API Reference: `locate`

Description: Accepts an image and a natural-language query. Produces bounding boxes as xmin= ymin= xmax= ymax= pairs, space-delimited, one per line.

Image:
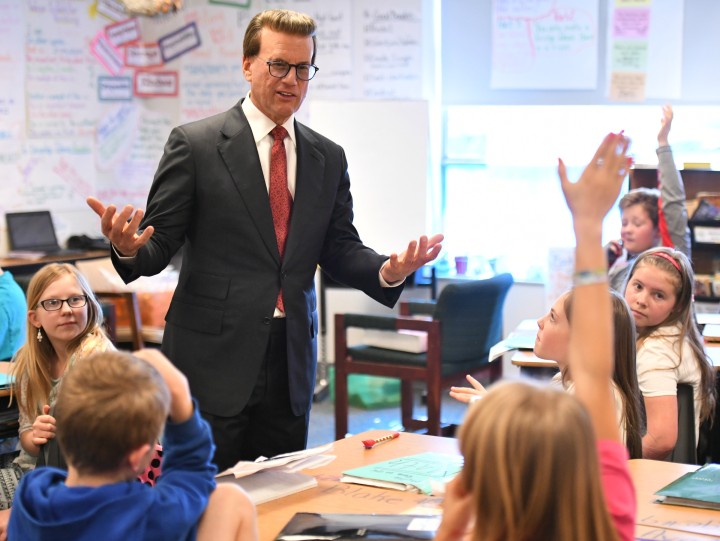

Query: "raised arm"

xmin=132 ymin=348 xmax=193 ymax=423
xmin=558 ymin=133 xmax=631 ymax=443
xmin=655 ymin=105 xmax=690 ymax=256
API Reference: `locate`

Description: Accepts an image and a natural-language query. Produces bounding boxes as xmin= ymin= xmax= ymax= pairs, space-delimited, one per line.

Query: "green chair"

xmin=334 ymin=273 xmax=513 ymax=439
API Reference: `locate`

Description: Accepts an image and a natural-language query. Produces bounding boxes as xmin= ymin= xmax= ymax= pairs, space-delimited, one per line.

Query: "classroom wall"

xmin=442 ymin=0 xmax=720 ymax=106
xmin=0 ymin=0 xmax=435 ymax=255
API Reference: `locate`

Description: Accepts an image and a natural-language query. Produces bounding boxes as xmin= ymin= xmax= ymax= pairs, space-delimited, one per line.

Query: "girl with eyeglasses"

xmin=0 ymin=264 xmax=114 ymax=529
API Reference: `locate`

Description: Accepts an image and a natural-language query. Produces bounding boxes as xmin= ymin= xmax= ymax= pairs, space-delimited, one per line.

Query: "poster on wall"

xmin=606 ymin=0 xmax=683 ymax=101
xmin=491 ymin=0 xmax=599 ymax=90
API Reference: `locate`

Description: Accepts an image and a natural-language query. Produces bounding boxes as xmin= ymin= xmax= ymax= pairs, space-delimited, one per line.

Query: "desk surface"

xmin=630 ymin=459 xmax=720 ymax=540
xmin=0 ymin=249 xmax=109 ymax=271
xmin=258 ymin=431 xmax=454 ymax=541
xmin=0 ymin=362 xmax=12 ymax=398
xmin=257 ymin=431 xmax=720 ymax=541
xmin=511 ymin=338 xmax=720 ymax=371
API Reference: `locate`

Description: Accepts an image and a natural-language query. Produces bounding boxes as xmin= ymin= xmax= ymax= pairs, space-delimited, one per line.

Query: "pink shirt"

xmin=599 ymin=439 xmax=636 ymax=541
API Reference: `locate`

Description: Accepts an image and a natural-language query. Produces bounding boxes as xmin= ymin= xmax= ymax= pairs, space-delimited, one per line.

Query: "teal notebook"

xmin=341 ymin=452 xmax=463 ymax=495
xmin=0 ymin=373 xmax=13 ymax=389
xmin=654 ymin=463 xmax=720 ymax=510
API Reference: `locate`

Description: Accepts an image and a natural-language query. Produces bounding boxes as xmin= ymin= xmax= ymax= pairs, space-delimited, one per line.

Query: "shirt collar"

xmin=241 ymin=93 xmax=296 ymax=146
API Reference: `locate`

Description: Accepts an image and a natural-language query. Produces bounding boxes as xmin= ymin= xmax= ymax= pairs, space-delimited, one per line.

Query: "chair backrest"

xmin=669 ymin=383 xmax=697 ymax=464
xmin=433 ymin=273 xmax=514 ymax=364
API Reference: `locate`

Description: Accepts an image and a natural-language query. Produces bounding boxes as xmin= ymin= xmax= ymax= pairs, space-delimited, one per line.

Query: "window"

xmin=441 ymin=105 xmax=720 ymax=283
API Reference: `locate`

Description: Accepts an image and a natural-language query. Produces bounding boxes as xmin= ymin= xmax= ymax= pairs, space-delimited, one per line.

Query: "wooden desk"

xmin=512 ymin=343 xmax=720 ymax=372
xmin=257 ymin=431 xmax=454 ymax=541
xmin=0 ymin=362 xmax=11 ymax=398
xmin=257 ymin=431 xmax=720 ymax=541
xmin=631 ymin=459 xmax=720 ymax=540
xmin=0 ymin=249 xmax=110 ymax=274
xmin=511 ymin=350 xmax=559 ymax=378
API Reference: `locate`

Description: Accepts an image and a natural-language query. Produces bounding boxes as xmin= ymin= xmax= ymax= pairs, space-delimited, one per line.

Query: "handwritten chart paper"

xmin=354 ymin=0 xmax=424 ymax=99
xmin=0 ymin=0 xmax=25 ymax=145
xmin=267 ymin=0 xmax=354 ymax=100
xmin=491 ymin=0 xmax=598 ymax=89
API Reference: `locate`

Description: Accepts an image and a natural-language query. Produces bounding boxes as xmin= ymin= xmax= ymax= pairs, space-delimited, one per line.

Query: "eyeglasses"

xmin=38 ymin=295 xmax=88 ymax=311
xmin=260 ymin=58 xmax=319 ymax=81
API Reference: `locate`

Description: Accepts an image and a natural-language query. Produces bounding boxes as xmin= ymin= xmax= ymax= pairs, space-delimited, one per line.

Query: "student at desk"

xmin=437 ymin=133 xmax=636 ymax=541
xmin=9 ymin=348 xmax=257 ymax=541
xmin=623 ymin=247 xmax=717 ymax=460
xmin=451 ymin=288 xmax=644 ymax=458
xmin=0 ymin=267 xmax=26 ymax=362
xmin=0 ymin=263 xmax=114 ymax=538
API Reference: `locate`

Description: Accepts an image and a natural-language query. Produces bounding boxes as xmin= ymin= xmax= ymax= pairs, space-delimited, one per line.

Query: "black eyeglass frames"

xmin=261 ymin=58 xmax=319 ymax=81
xmin=38 ymin=295 xmax=88 ymax=311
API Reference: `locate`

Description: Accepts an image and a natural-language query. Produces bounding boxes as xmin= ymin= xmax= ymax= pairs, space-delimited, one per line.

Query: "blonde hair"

xmin=10 ymin=263 xmax=106 ymax=416
xmin=459 ymin=381 xmax=619 ymax=541
xmin=627 ymin=248 xmax=716 ymax=422
xmin=243 ymin=9 xmax=317 ymax=63
xmin=55 ymin=350 xmax=169 ymax=475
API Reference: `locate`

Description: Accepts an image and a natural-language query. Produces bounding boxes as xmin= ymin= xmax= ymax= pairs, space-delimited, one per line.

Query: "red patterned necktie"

xmin=269 ymin=125 xmax=291 ymax=312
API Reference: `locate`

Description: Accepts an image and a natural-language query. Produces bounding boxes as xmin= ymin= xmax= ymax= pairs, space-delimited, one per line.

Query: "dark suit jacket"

xmin=113 ymin=101 xmax=402 ymax=416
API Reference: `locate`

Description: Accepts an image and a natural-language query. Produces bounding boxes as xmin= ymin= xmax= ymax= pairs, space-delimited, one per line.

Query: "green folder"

xmin=341 ymin=452 xmax=463 ymax=495
xmin=655 ymin=463 xmax=720 ymax=510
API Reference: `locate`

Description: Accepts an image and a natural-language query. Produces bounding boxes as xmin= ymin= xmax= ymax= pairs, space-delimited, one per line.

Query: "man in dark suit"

xmin=87 ymin=9 xmax=442 ymax=471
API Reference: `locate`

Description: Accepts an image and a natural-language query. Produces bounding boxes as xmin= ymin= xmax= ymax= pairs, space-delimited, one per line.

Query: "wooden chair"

xmin=334 ymin=273 xmax=513 ymax=439
xmin=95 ymin=291 xmax=145 ymax=350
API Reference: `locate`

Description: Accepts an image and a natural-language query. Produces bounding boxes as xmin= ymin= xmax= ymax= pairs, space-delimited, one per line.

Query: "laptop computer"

xmin=5 ymin=210 xmax=82 ymax=257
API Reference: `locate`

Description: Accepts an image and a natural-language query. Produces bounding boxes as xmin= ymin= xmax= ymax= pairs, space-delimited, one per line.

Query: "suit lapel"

xmin=284 ymin=122 xmax=326 ymax=264
xmin=217 ymin=106 xmax=280 ymax=263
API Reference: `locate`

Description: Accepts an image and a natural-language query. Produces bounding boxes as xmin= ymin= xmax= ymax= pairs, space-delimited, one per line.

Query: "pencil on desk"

xmin=362 ymin=432 xmax=400 ymax=449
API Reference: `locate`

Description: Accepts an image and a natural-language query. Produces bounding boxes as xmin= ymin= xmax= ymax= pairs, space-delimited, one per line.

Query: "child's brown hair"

xmin=55 ymin=350 xmax=170 ymax=475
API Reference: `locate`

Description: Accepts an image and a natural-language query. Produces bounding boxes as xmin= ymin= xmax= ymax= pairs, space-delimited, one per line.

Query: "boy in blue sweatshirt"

xmin=8 ymin=348 xmax=257 ymax=541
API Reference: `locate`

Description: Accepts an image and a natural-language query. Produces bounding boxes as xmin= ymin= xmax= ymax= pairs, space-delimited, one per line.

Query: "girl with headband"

xmin=624 ymin=247 xmax=716 ymax=460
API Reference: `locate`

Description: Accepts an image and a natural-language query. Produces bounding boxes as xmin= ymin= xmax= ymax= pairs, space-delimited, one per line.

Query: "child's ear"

xmin=127 ymin=443 xmax=153 ymax=474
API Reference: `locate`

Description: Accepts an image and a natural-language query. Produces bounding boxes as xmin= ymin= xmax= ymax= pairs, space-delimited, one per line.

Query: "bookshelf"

xmin=629 ymin=168 xmax=720 ymax=302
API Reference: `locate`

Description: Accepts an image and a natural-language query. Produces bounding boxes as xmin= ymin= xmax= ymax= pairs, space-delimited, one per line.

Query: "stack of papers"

xmin=216 ymin=442 xmax=335 ymax=479
xmin=341 ymin=452 xmax=463 ymax=495
xmin=489 ymin=319 xmax=537 ymax=361
xmin=702 ymin=324 xmax=720 ymax=342
xmin=216 ymin=443 xmax=335 ymax=505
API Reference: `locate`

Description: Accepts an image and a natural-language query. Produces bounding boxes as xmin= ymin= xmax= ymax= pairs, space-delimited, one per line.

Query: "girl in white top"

xmin=624 ymin=247 xmax=716 ymax=459
xmin=450 ymin=288 xmax=643 ymax=459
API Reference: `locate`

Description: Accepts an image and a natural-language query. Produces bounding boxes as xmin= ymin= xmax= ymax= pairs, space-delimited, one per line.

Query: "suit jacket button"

xmin=263 ymin=317 xmax=271 ymax=325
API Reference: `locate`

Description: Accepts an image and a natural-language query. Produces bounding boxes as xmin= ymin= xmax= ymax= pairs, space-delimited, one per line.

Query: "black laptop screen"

xmin=5 ymin=211 xmax=60 ymax=251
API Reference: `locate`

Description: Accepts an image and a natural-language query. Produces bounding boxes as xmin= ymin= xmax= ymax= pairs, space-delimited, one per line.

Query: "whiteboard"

xmin=308 ymin=100 xmax=430 ymax=255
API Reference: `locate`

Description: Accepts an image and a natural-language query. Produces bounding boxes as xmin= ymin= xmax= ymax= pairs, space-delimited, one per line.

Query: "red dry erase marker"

xmin=362 ymin=432 xmax=400 ymax=449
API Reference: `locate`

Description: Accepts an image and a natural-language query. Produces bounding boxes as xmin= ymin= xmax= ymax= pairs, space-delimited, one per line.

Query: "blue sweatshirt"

xmin=9 ymin=405 xmax=216 ymax=541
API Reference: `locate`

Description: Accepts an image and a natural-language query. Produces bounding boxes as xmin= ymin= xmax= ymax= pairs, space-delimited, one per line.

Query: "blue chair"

xmin=334 ymin=273 xmax=513 ymax=438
